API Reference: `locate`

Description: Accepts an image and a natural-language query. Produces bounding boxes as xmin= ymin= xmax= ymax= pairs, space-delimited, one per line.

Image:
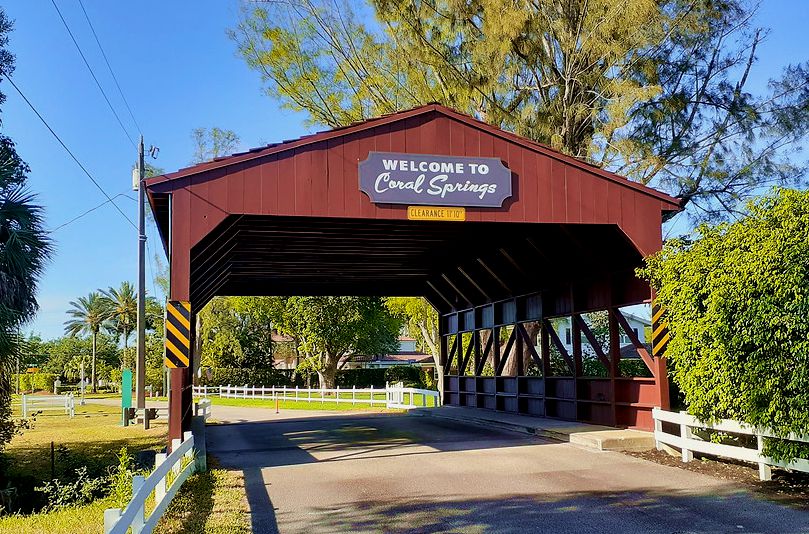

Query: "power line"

xmin=4 ymin=73 xmax=138 ymax=230
xmin=50 ymin=0 xmax=137 ymax=148
xmin=76 ymin=0 xmax=142 ymax=135
xmin=50 ymin=192 xmax=136 ymax=233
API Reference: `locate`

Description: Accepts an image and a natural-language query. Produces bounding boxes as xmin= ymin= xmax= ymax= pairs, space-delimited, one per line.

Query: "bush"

xmin=335 ymin=369 xmax=387 ymax=388
xmin=384 ymin=366 xmax=424 ymax=388
xmin=12 ymin=373 xmax=57 ymax=393
xmin=34 ymin=467 xmax=107 ymax=511
xmin=197 ymin=368 xmax=297 ymax=388
xmin=640 ymin=188 xmax=809 ymax=462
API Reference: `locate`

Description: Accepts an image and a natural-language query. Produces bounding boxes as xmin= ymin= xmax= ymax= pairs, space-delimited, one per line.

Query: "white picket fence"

xmin=194 ymin=398 xmax=212 ymax=420
xmin=653 ymin=408 xmax=809 ymax=481
xmin=21 ymin=394 xmax=75 ymax=418
xmin=104 ymin=430 xmax=203 ymax=534
xmin=192 ymin=383 xmax=440 ymax=409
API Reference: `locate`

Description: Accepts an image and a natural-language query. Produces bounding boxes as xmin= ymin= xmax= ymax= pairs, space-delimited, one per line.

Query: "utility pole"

xmin=135 ymin=136 xmax=147 ymax=422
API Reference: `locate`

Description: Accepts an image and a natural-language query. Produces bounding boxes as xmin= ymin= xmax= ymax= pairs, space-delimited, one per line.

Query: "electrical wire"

xmin=49 ymin=192 xmax=136 ymax=233
xmin=50 ymin=0 xmax=137 ymax=148
xmin=76 ymin=0 xmax=142 ymax=136
xmin=4 ymin=73 xmax=138 ymax=230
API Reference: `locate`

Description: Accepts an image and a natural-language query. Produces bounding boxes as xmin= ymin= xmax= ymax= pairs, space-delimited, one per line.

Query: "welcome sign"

xmin=359 ymin=152 xmax=512 ymax=208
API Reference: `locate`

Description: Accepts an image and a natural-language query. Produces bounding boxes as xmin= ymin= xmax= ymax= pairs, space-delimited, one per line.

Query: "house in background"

xmin=553 ymin=310 xmax=651 ymax=357
xmin=341 ymin=336 xmax=435 ymax=370
xmin=272 ymin=333 xmax=435 ymax=370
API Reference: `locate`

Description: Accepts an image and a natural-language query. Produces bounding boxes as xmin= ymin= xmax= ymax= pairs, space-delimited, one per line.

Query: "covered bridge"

xmin=146 ymin=104 xmax=681 ymax=442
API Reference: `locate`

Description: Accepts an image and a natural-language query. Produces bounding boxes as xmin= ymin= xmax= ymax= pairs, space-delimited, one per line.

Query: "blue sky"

xmin=3 ymin=1 xmax=806 ymax=339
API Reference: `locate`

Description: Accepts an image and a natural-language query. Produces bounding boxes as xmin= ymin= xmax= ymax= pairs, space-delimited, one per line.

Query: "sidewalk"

xmin=411 ymin=405 xmax=655 ymax=451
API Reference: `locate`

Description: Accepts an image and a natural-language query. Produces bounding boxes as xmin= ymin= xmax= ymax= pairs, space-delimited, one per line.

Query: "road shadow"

xmin=299 ymin=490 xmax=809 ymax=533
xmin=207 ymin=412 xmax=545 ymax=469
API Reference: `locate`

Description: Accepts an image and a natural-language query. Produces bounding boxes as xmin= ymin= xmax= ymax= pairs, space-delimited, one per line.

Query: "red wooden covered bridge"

xmin=146 ymin=104 xmax=680 ymax=443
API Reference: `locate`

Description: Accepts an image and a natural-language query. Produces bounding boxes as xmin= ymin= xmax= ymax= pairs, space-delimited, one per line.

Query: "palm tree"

xmin=102 ymin=282 xmax=137 ymax=368
xmin=0 ymin=140 xmax=52 ymax=445
xmin=64 ymin=292 xmax=110 ymax=392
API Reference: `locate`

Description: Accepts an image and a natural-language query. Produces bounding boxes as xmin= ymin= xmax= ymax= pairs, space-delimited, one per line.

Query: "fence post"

xmin=283 ymin=385 xmax=287 ymax=400
xmin=336 ymin=385 xmax=340 ymax=405
xmin=295 ymin=386 xmax=299 ymax=401
xmin=370 ymin=385 xmax=374 ymax=406
xmin=183 ymin=430 xmax=195 ymax=472
xmin=104 ymin=508 xmax=122 ymax=534
xmin=653 ymin=410 xmax=662 ymax=451
xmin=271 ymin=385 xmax=276 ymax=400
xmin=679 ymin=410 xmax=693 ymax=462
xmin=154 ymin=452 xmax=167 ymax=504
xmin=243 ymin=385 xmax=248 ymax=399
xmin=756 ymin=434 xmax=773 ymax=481
xmin=131 ymin=475 xmax=145 ymax=534
xmin=353 ymin=385 xmax=356 ymax=406
xmin=308 ymin=388 xmax=312 ymax=403
xmin=171 ymin=438 xmax=182 ymax=467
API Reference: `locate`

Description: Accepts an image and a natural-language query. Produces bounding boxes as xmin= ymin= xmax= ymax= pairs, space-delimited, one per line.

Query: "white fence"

xmin=104 ymin=430 xmax=202 ymax=534
xmin=653 ymin=408 xmax=809 ymax=481
xmin=193 ymin=383 xmax=440 ymax=409
xmin=194 ymin=398 xmax=212 ymax=420
xmin=21 ymin=394 xmax=75 ymax=418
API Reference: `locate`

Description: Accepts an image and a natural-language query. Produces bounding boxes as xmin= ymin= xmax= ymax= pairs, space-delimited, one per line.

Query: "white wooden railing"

xmin=21 ymin=393 xmax=75 ymax=418
xmin=194 ymin=398 xmax=212 ymax=420
xmin=653 ymin=407 xmax=809 ymax=481
xmin=104 ymin=431 xmax=201 ymax=534
xmin=192 ymin=383 xmax=440 ymax=409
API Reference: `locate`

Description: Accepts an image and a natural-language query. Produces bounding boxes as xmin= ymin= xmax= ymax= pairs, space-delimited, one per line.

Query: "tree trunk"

xmin=318 ymin=352 xmax=339 ymax=389
xmin=91 ymin=332 xmax=97 ymax=393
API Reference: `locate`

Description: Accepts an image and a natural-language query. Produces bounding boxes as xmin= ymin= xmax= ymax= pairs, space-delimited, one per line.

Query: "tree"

xmin=102 ymin=281 xmax=137 ymax=366
xmin=64 ymin=293 xmax=110 ymax=392
xmin=0 ymin=7 xmax=52 ymax=452
xmin=639 ymin=188 xmax=809 ymax=461
xmin=190 ymin=127 xmax=240 ymax=164
xmin=280 ymin=296 xmax=400 ymax=388
xmin=385 ymin=297 xmax=441 ymax=391
xmin=232 ymin=0 xmax=809 ymax=221
xmin=197 ymin=296 xmax=277 ymax=369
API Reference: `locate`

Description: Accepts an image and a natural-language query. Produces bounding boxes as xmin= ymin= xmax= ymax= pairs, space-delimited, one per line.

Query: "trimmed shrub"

xmin=13 ymin=373 xmax=57 ymax=393
xmin=384 ymin=366 xmax=424 ymax=388
xmin=335 ymin=369 xmax=387 ymax=388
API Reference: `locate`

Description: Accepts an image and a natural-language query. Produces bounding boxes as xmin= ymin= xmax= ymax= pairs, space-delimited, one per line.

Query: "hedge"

xmin=196 ymin=366 xmax=436 ymax=389
xmin=13 ymin=373 xmax=58 ymax=393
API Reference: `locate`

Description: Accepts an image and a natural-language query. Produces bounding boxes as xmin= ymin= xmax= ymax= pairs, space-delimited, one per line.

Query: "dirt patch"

xmin=627 ymin=449 xmax=809 ymax=507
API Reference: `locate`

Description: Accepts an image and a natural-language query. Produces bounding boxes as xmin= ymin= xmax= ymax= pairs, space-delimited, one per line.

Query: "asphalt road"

xmin=206 ymin=409 xmax=809 ymax=534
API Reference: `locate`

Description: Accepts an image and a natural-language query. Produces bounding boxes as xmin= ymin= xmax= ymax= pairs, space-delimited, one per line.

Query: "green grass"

xmin=0 ymin=404 xmax=167 ymax=526
xmin=208 ymin=395 xmax=402 ymax=412
xmin=0 ymin=496 xmax=116 ymax=534
xmin=157 ymin=460 xmax=250 ymax=534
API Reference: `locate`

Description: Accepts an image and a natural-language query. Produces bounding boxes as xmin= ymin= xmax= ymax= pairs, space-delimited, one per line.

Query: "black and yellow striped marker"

xmin=165 ymin=301 xmax=191 ymax=368
xmin=651 ymin=302 xmax=670 ymax=357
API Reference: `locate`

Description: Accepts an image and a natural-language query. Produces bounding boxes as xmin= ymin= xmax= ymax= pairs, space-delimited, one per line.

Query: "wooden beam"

xmin=516 ymin=323 xmax=543 ymax=369
xmin=573 ymin=314 xmax=612 ymax=370
xmin=476 ymin=258 xmax=511 ymax=294
xmin=543 ymin=319 xmax=575 ymax=374
xmin=610 ymin=308 xmax=656 ymax=378
xmin=495 ymin=327 xmax=517 ymax=376
xmin=458 ymin=266 xmax=490 ymax=301
xmin=475 ymin=330 xmax=494 ymax=376
xmin=426 ymin=281 xmax=454 ymax=309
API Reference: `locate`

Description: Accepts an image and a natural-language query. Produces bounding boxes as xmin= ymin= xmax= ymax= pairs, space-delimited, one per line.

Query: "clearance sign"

xmin=407 ymin=206 xmax=466 ymax=221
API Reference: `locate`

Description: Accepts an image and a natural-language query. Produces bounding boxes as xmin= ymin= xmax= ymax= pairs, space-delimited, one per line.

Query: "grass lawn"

xmin=208 ymin=395 xmax=404 ymax=412
xmin=157 ymin=460 xmax=251 ymax=534
xmin=0 ymin=403 xmax=167 ymax=530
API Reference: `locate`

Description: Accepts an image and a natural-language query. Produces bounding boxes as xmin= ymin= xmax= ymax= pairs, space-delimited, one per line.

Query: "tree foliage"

xmin=278 ymin=296 xmax=401 ymax=388
xmin=198 ymin=296 xmax=276 ymax=369
xmin=0 ymin=6 xmax=52 ymax=453
xmin=640 ymin=188 xmax=809 ymax=461
xmin=190 ymin=127 xmax=240 ymax=164
xmin=232 ymin=0 xmax=809 ymax=221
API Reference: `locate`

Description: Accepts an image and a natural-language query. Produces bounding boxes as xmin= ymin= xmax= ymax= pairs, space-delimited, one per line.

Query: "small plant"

xmin=108 ymin=447 xmax=136 ymax=507
xmin=35 ymin=467 xmax=107 ymax=511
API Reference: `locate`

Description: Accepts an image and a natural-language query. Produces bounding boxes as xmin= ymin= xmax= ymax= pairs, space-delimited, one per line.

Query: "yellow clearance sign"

xmin=407 ymin=206 xmax=466 ymax=221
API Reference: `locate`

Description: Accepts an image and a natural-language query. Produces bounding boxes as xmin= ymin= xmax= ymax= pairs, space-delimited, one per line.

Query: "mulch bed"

xmin=626 ymin=449 xmax=809 ymax=507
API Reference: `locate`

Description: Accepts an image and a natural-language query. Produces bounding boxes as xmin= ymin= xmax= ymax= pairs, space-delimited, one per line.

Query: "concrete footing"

xmin=412 ymin=406 xmax=655 ymax=452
